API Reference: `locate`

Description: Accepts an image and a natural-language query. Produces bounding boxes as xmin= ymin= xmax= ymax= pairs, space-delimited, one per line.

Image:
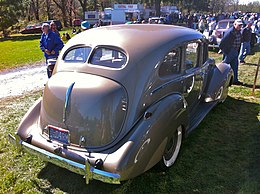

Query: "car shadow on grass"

xmin=36 ymin=96 xmax=260 ymax=194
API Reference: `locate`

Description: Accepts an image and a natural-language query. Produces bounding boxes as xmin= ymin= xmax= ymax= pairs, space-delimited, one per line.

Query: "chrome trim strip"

xmin=63 ymin=82 xmax=75 ymax=123
xmin=8 ymin=133 xmax=121 ymax=184
xmin=150 ymin=77 xmax=183 ymax=96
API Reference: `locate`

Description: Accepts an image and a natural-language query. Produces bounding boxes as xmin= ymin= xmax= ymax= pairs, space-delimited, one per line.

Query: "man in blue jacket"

xmin=219 ymin=19 xmax=243 ymax=85
xmin=40 ymin=23 xmax=64 ymax=78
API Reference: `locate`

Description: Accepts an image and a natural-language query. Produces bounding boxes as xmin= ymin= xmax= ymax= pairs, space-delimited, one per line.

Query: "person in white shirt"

xmin=208 ymin=18 xmax=216 ymax=36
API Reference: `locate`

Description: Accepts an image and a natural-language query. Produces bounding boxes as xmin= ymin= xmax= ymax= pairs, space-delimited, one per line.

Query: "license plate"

xmin=48 ymin=125 xmax=70 ymax=145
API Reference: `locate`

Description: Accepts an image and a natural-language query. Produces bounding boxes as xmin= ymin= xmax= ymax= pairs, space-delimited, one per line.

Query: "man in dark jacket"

xmin=219 ymin=19 xmax=243 ymax=85
xmin=239 ymin=22 xmax=252 ymax=64
xmin=40 ymin=23 xmax=64 ymax=78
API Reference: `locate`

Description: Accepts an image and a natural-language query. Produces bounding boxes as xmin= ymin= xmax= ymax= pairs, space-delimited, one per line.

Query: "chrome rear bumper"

xmin=8 ymin=133 xmax=120 ymax=184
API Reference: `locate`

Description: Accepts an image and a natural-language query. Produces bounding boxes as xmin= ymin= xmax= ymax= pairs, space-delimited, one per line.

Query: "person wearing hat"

xmin=219 ymin=19 xmax=243 ymax=85
xmin=40 ymin=23 xmax=64 ymax=78
xmin=81 ymin=21 xmax=90 ymax=31
xmin=239 ymin=22 xmax=253 ymax=64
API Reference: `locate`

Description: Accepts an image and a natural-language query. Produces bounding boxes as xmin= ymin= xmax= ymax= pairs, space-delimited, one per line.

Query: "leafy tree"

xmin=0 ymin=0 xmax=23 ymax=37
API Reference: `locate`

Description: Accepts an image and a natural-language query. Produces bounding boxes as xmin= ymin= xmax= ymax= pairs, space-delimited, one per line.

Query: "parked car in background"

xmin=206 ymin=19 xmax=235 ymax=48
xmin=43 ymin=20 xmax=63 ymax=31
xmin=149 ymin=17 xmax=167 ymax=24
xmin=9 ymin=24 xmax=233 ymax=185
xmin=20 ymin=24 xmax=42 ymax=34
xmin=206 ymin=18 xmax=257 ymax=49
xmin=72 ymin=18 xmax=82 ymax=27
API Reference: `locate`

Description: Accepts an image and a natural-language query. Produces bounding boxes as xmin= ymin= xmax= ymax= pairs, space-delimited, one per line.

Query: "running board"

xmin=187 ymin=101 xmax=217 ymax=134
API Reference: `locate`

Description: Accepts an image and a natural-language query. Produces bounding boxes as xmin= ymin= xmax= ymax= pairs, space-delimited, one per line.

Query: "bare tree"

xmin=68 ymin=0 xmax=78 ymax=26
xmin=30 ymin=0 xmax=40 ymax=20
xmin=77 ymin=0 xmax=88 ymax=19
xmin=53 ymin=0 xmax=68 ymax=26
xmin=154 ymin=0 xmax=160 ymax=16
xmin=45 ymin=0 xmax=52 ymax=20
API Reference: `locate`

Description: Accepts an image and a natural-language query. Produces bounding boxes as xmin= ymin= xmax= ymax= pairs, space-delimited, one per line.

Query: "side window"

xmin=159 ymin=48 xmax=181 ymax=77
xmin=185 ymin=42 xmax=199 ymax=69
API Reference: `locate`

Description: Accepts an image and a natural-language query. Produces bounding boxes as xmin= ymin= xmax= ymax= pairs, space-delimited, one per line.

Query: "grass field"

xmin=0 ymin=33 xmax=260 ymax=193
xmin=0 ymin=29 xmax=72 ymax=71
xmin=0 ymin=34 xmax=43 ymax=70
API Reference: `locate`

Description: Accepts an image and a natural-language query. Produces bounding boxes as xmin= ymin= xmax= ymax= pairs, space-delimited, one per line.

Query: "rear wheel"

xmin=160 ymin=125 xmax=183 ymax=169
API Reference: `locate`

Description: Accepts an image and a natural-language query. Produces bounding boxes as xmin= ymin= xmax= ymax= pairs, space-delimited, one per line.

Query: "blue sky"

xmin=239 ymin=0 xmax=260 ymax=4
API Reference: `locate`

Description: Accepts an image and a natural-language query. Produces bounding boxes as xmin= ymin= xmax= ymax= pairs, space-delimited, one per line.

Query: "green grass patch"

xmin=0 ymin=29 xmax=73 ymax=71
xmin=0 ymin=34 xmax=44 ymax=70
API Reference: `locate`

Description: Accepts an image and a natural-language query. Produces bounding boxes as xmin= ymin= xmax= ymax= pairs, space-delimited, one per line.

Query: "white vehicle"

xmin=84 ymin=11 xmax=100 ymax=26
xmin=103 ymin=8 xmax=126 ymax=25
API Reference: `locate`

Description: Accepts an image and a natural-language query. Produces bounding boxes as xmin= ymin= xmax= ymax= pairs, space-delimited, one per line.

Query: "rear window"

xmin=90 ymin=47 xmax=127 ymax=69
xmin=63 ymin=47 xmax=91 ymax=63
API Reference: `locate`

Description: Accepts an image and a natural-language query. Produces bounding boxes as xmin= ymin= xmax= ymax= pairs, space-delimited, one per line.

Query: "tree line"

xmin=1 ymin=0 xmax=260 ymax=36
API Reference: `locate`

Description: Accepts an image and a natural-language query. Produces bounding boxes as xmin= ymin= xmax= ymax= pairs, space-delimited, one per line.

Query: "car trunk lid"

xmin=40 ymin=72 xmax=127 ymax=147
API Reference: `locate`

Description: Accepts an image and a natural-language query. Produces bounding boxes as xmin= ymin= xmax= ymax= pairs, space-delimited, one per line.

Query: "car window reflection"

xmin=63 ymin=47 xmax=91 ymax=63
xmin=185 ymin=42 xmax=199 ymax=69
xmin=159 ymin=48 xmax=181 ymax=77
xmin=90 ymin=47 xmax=127 ymax=69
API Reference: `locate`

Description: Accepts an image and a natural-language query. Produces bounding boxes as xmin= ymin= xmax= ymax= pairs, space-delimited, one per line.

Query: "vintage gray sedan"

xmin=9 ymin=24 xmax=233 ymax=184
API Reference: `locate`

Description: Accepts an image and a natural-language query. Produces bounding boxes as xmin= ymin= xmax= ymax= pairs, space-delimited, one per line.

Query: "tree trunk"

xmin=53 ymin=0 xmax=68 ymax=27
xmin=93 ymin=0 xmax=97 ymax=11
xmin=45 ymin=0 xmax=52 ymax=20
xmin=154 ymin=0 xmax=161 ymax=17
xmin=78 ymin=0 xmax=88 ymax=20
xmin=68 ymin=0 xmax=73 ymax=26
xmin=31 ymin=0 xmax=40 ymax=20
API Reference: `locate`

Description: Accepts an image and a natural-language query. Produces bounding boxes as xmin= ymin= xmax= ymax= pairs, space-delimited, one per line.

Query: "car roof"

xmin=63 ymin=24 xmax=202 ymax=63
xmin=218 ymin=19 xmax=235 ymax=23
xmin=58 ymin=24 xmax=204 ymax=85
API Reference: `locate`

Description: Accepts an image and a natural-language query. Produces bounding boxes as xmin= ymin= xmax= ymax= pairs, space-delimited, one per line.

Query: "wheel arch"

xmin=203 ymin=62 xmax=233 ymax=102
xmin=109 ymin=93 xmax=188 ymax=180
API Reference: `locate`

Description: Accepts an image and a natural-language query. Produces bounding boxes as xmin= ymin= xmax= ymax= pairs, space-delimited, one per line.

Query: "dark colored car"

xmin=20 ymin=24 xmax=42 ymax=34
xmin=72 ymin=19 xmax=82 ymax=27
xmin=9 ymin=24 xmax=233 ymax=184
xmin=43 ymin=20 xmax=63 ymax=31
xmin=207 ymin=19 xmax=235 ymax=48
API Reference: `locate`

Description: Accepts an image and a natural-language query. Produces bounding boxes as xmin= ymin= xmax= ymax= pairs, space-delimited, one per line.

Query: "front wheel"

xmin=159 ymin=125 xmax=183 ymax=169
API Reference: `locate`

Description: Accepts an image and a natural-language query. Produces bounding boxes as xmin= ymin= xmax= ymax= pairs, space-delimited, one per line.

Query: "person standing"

xmin=40 ymin=23 xmax=64 ymax=78
xmin=208 ymin=18 xmax=216 ymax=36
xmin=50 ymin=21 xmax=60 ymax=37
xmin=219 ymin=19 xmax=243 ymax=85
xmin=198 ymin=16 xmax=205 ymax=33
xmin=254 ymin=18 xmax=260 ymax=43
xmin=239 ymin=22 xmax=252 ymax=64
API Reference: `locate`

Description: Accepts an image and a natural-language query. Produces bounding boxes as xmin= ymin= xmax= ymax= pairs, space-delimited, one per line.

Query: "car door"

xmin=182 ymin=40 xmax=205 ymax=112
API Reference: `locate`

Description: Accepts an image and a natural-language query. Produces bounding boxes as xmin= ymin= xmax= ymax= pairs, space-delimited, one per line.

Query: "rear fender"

xmin=204 ymin=62 xmax=233 ymax=102
xmin=17 ymin=98 xmax=42 ymax=141
xmin=104 ymin=93 xmax=188 ymax=180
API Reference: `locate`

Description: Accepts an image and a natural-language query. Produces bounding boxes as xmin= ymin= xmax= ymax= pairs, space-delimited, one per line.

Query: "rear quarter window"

xmin=63 ymin=47 xmax=92 ymax=63
xmin=90 ymin=47 xmax=127 ymax=69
